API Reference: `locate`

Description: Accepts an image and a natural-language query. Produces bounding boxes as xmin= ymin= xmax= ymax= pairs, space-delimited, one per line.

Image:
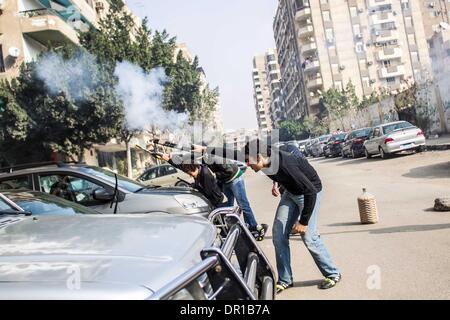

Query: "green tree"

xmin=279 ymin=120 xmax=309 ymax=141
xmin=0 ymin=80 xmax=31 ymax=165
xmin=321 ymin=81 xmax=359 ymax=130
xmin=13 ymin=47 xmax=123 ymax=162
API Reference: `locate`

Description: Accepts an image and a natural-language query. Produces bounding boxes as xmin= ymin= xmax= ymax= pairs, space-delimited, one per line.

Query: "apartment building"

xmin=0 ymin=0 xmax=111 ymax=80
xmin=429 ymin=22 xmax=450 ymax=132
xmin=273 ymin=0 xmax=309 ymax=121
xmin=224 ymin=128 xmax=259 ymax=151
xmin=264 ymin=49 xmax=286 ymax=128
xmin=252 ymin=54 xmax=273 ymax=132
xmin=274 ymin=0 xmax=432 ymax=120
xmin=419 ymin=0 xmax=450 ymax=40
xmin=176 ymin=42 xmax=224 ymax=134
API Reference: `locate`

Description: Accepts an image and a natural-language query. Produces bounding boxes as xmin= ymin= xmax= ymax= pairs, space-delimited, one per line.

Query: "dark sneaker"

xmin=250 ymin=224 xmax=269 ymax=241
xmin=276 ymin=282 xmax=294 ymax=294
xmin=318 ymin=274 xmax=342 ymax=290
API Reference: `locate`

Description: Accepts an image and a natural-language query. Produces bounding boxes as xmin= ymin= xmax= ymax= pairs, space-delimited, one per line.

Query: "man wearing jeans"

xmin=244 ymin=139 xmax=341 ymax=293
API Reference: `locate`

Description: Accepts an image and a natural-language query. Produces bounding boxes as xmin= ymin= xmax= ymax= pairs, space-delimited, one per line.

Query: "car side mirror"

xmin=93 ymin=188 xmax=114 ymax=202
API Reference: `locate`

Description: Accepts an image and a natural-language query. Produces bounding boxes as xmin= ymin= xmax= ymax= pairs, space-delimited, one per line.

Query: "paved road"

xmin=243 ymin=150 xmax=450 ymax=300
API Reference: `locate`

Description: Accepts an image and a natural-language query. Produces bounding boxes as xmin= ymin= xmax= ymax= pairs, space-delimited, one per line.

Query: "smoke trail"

xmin=35 ymin=51 xmax=98 ymax=101
xmin=114 ymin=61 xmax=189 ymax=132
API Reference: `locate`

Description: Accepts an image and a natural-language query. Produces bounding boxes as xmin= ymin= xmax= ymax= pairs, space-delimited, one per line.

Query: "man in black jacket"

xmin=177 ymin=163 xmax=225 ymax=209
xmin=244 ymin=139 xmax=341 ymax=293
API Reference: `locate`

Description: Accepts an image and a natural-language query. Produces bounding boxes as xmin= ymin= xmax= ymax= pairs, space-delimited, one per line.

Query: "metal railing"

xmin=150 ymin=207 xmax=276 ymax=300
xmin=18 ymin=8 xmax=64 ymax=19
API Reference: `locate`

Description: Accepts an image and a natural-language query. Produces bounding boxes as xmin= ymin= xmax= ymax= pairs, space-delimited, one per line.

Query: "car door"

xmin=38 ymin=173 xmax=117 ymax=213
xmin=365 ymin=128 xmax=377 ymax=153
xmin=369 ymin=127 xmax=382 ymax=153
xmin=156 ymin=165 xmax=179 ymax=186
xmin=343 ymin=133 xmax=353 ymax=154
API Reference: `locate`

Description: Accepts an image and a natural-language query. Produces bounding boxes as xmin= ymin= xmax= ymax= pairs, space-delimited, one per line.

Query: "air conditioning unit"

xmin=367 ymin=61 xmax=373 ymax=66
xmin=358 ymin=8 xmax=364 ymax=14
xmin=339 ymin=65 xmax=346 ymax=71
xmin=429 ymin=2 xmax=435 ymax=8
xmin=8 ymin=47 xmax=21 ymax=58
xmin=370 ymin=79 xmax=376 ymax=84
xmin=356 ymin=33 xmax=363 ymax=39
xmin=375 ymin=31 xmax=380 ymax=36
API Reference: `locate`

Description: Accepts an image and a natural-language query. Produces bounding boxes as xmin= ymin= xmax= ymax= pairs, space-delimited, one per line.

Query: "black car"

xmin=324 ymin=133 xmax=347 ymax=158
xmin=341 ymin=128 xmax=372 ymax=158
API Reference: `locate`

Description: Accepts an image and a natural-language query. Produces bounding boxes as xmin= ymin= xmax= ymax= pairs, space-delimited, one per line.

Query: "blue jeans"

xmin=222 ymin=175 xmax=258 ymax=229
xmin=272 ymin=191 xmax=340 ymax=285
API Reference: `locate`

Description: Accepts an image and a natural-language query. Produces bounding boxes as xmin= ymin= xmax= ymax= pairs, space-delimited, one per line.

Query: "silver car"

xmin=0 ymin=163 xmax=212 ymax=217
xmin=310 ymin=135 xmax=332 ymax=157
xmin=0 ymin=198 xmax=276 ymax=300
xmin=364 ymin=121 xmax=426 ymax=159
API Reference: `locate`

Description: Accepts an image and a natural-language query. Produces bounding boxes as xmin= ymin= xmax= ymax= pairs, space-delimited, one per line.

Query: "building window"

xmin=386 ymin=77 xmax=396 ymax=83
xmin=350 ymin=7 xmax=358 ymax=17
xmin=0 ymin=45 xmax=5 ymax=73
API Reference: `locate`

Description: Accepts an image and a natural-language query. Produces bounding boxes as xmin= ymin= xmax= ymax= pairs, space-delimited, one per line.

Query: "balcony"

xmin=306 ymin=76 xmax=323 ymax=89
xmin=19 ymin=9 xmax=80 ymax=45
xmin=300 ymin=42 xmax=317 ymax=56
xmin=309 ymin=96 xmax=320 ymax=106
xmin=376 ymin=47 xmax=402 ymax=61
xmin=378 ymin=65 xmax=406 ymax=78
xmin=303 ymin=59 xmax=320 ymax=73
xmin=371 ymin=12 xmax=396 ymax=25
xmin=372 ymin=29 xmax=398 ymax=43
xmin=298 ymin=25 xmax=314 ymax=38
xmin=368 ymin=0 xmax=392 ymax=7
xmin=295 ymin=7 xmax=311 ymax=22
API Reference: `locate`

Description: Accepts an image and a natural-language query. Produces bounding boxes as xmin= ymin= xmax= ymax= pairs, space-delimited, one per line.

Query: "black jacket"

xmin=267 ymin=151 xmax=322 ymax=226
xmin=169 ymin=160 xmax=224 ymax=208
xmin=193 ymin=165 xmax=225 ymax=208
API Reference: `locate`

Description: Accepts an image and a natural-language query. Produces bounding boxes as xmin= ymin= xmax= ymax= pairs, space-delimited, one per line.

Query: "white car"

xmin=137 ymin=164 xmax=194 ymax=187
xmin=364 ymin=121 xmax=426 ymax=159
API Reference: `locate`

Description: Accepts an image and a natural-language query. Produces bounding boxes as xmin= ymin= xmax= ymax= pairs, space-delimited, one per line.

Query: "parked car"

xmin=304 ymin=139 xmax=316 ymax=157
xmin=296 ymin=139 xmax=310 ymax=156
xmin=0 ymin=190 xmax=99 ymax=216
xmin=0 ymin=162 xmax=212 ymax=217
xmin=0 ymin=205 xmax=276 ymax=300
xmin=137 ymin=164 xmax=194 ymax=188
xmin=341 ymin=128 xmax=372 ymax=158
xmin=310 ymin=135 xmax=332 ymax=157
xmin=364 ymin=121 xmax=426 ymax=159
xmin=324 ymin=133 xmax=347 ymax=158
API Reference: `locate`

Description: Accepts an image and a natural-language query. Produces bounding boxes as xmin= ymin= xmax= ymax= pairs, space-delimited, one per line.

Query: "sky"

xmin=126 ymin=0 xmax=278 ymax=131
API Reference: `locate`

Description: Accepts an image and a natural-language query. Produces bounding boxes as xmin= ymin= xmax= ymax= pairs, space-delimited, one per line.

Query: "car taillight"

xmin=385 ymin=137 xmax=394 ymax=144
xmin=417 ymin=130 xmax=424 ymax=137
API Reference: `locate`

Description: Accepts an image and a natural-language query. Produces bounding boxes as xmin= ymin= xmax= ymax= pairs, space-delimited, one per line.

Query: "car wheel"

xmin=379 ymin=147 xmax=389 ymax=159
xmin=175 ymin=181 xmax=190 ymax=188
xmin=416 ymin=146 xmax=424 ymax=153
xmin=365 ymin=148 xmax=372 ymax=159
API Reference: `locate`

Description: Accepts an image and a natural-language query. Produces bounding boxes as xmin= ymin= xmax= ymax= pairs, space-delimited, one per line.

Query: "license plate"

xmin=400 ymin=143 xmax=414 ymax=149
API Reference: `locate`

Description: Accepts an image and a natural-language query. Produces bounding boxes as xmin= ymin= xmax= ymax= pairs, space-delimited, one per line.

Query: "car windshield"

xmin=330 ymin=134 xmax=346 ymax=141
xmin=0 ymin=195 xmax=14 ymax=211
xmin=5 ymin=191 xmax=97 ymax=216
xmin=319 ymin=135 xmax=331 ymax=142
xmin=383 ymin=122 xmax=414 ymax=135
xmin=79 ymin=166 xmax=144 ymax=193
xmin=354 ymin=128 xmax=371 ymax=138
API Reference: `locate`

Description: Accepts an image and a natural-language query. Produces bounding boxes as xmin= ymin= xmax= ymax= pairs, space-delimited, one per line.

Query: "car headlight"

xmin=174 ymin=195 xmax=209 ymax=211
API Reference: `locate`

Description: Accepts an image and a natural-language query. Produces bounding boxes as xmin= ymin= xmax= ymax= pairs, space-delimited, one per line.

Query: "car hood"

xmin=0 ymin=214 xmax=216 ymax=299
xmin=137 ymin=186 xmax=197 ymax=195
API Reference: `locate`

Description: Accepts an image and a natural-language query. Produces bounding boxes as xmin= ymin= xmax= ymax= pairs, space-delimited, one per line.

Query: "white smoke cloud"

xmin=35 ymin=51 xmax=98 ymax=101
xmin=114 ymin=61 xmax=189 ymax=132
